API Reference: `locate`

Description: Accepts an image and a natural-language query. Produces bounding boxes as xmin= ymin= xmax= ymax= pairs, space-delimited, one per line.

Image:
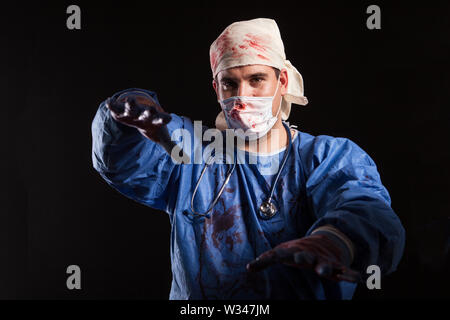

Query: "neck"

xmin=241 ymin=118 xmax=288 ymax=154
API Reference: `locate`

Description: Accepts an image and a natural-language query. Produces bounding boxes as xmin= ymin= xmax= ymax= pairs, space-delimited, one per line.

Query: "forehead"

xmin=217 ymin=64 xmax=274 ymax=80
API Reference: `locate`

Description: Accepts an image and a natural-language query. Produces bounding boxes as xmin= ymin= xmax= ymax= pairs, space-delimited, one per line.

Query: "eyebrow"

xmin=220 ymin=72 xmax=270 ymax=82
xmin=246 ymin=72 xmax=270 ymax=79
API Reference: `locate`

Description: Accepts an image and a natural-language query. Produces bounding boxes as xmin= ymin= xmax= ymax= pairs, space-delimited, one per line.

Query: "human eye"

xmin=221 ymin=80 xmax=236 ymax=90
xmin=250 ymin=77 xmax=265 ymax=86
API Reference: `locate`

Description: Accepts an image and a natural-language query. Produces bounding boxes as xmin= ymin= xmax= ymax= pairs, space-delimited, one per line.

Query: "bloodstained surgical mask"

xmin=218 ymin=76 xmax=282 ymax=141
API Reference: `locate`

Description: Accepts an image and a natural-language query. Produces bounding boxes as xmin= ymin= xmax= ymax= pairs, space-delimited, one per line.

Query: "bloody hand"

xmin=246 ymin=234 xmax=362 ymax=283
xmin=105 ymin=92 xmax=172 ymax=142
xmin=105 ymin=92 xmax=187 ymax=162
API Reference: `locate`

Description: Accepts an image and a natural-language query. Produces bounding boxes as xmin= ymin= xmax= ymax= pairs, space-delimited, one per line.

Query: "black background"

xmin=2 ymin=1 xmax=449 ymax=300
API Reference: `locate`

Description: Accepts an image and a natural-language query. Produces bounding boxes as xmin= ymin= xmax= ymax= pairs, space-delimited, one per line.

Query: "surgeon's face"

xmin=213 ymin=64 xmax=288 ymax=118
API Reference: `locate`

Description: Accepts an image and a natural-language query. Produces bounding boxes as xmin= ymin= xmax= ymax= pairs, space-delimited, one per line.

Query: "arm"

xmin=91 ymin=88 xmax=182 ymax=213
xmin=303 ymin=136 xmax=405 ymax=276
xmin=247 ymin=135 xmax=405 ymax=282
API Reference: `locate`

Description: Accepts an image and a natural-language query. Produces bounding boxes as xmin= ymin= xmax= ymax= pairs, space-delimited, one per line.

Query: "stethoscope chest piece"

xmin=259 ymin=200 xmax=277 ymax=219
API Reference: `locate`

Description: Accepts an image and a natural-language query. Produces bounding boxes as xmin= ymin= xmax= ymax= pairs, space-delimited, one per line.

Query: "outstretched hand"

xmin=105 ymin=92 xmax=188 ymax=163
xmin=105 ymin=92 xmax=172 ymax=142
xmin=246 ymin=234 xmax=362 ymax=283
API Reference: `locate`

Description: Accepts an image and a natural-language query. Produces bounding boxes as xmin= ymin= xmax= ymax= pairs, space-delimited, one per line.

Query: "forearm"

xmin=307 ymin=197 xmax=405 ymax=276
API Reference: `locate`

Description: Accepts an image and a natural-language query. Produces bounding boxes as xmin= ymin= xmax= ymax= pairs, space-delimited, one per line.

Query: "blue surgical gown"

xmin=91 ymin=88 xmax=405 ymax=300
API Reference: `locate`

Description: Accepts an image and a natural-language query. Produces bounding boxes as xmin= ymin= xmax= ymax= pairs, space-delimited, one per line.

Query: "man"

xmin=91 ymin=18 xmax=405 ymax=299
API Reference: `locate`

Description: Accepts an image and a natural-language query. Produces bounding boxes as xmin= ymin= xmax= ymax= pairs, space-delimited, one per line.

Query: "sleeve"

xmin=91 ymin=88 xmax=182 ymax=213
xmin=302 ymin=135 xmax=405 ymax=276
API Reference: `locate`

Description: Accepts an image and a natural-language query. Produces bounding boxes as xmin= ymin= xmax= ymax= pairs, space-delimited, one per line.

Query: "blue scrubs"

xmin=91 ymin=88 xmax=405 ymax=300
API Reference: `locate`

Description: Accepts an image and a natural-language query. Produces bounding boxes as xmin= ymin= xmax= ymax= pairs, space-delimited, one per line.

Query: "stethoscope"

xmin=190 ymin=122 xmax=293 ymax=220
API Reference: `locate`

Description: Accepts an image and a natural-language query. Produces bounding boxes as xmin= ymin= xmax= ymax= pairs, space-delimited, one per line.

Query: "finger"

xmin=336 ymin=273 xmax=360 ymax=283
xmin=125 ymin=99 xmax=170 ymax=126
xmin=158 ymin=112 xmax=172 ymax=125
xmin=246 ymin=251 xmax=277 ymax=272
xmin=132 ymin=105 xmax=164 ymax=125
xmin=147 ymin=106 xmax=172 ymax=126
xmin=136 ymin=108 xmax=151 ymax=121
xmin=293 ymin=251 xmax=317 ymax=266
xmin=314 ymin=259 xmax=363 ymax=283
xmin=336 ymin=268 xmax=363 ymax=283
xmin=105 ymin=97 xmax=125 ymax=114
xmin=315 ymin=261 xmax=333 ymax=277
xmin=272 ymin=246 xmax=296 ymax=261
xmin=124 ymin=97 xmax=142 ymax=118
xmin=106 ymin=100 xmax=126 ymax=121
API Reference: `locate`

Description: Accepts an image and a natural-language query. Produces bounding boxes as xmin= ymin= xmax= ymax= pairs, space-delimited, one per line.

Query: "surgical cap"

xmin=210 ymin=18 xmax=308 ymax=129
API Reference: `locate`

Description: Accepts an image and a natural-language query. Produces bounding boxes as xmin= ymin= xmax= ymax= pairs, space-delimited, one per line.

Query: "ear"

xmin=212 ymin=79 xmax=219 ymax=98
xmin=280 ymin=68 xmax=288 ymax=96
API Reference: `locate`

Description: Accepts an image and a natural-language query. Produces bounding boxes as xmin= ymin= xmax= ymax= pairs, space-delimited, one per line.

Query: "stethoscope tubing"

xmin=189 ymin=122 xmax=293 ymax=219
xmin=190 ymin=153 xmax=237 ymax=217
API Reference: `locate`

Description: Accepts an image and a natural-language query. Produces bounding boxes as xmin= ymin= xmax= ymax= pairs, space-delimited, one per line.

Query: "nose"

xmin=236 ymin=82 xmax=252 ymax=97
